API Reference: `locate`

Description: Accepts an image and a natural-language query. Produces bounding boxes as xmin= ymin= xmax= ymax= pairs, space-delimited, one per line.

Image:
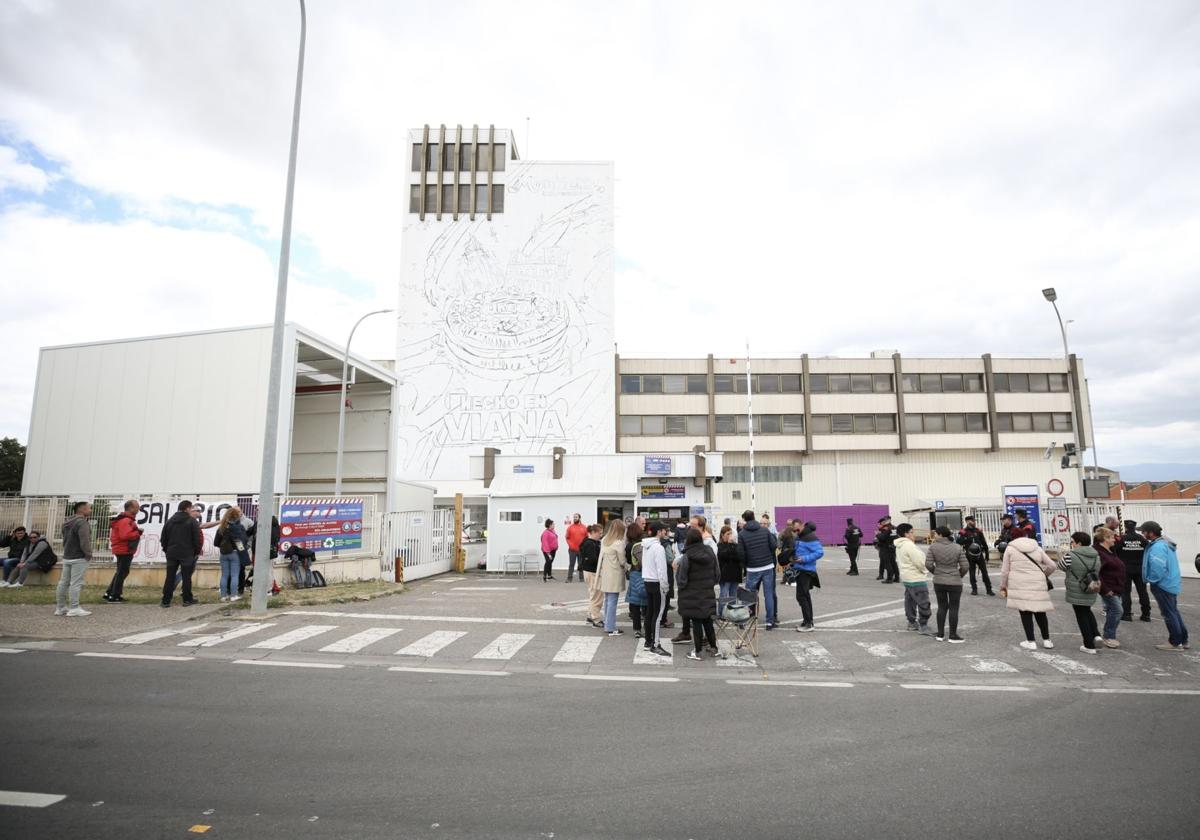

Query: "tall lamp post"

xmin=1041 ymin=288 xmax=1088 ymax=530
xmin=334 ymin=308 xmax=395 ymax=497
xmin=251 ymin=0 xmax=307 ymax=617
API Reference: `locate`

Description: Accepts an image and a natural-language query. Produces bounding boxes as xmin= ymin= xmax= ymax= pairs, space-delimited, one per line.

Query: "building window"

xmin=663 ymin=375 xmax=686 ymax=395
xmin=1048 ymin=373 xmax=1068 ymax=392
xmin=687 ymin=415 xmax=709 ymax=435
xmin=830 ymin=414 xmax=853 ymax=434
xmin=902 ymin=373 xmax=920 ymax=393
xmin=498 ymin=510 xmax=523 ymax=522
xmin=811 ymin=415 xmax=831 ymax=434
xmin=622 ymin=415 xmax=710 ymax=436
xmin=782 ymin=374 xmax=802 ymax=393
xmin=408 ymin=184 xmax=421 ymax=213
xmin=724 ymin=465 xmax=803 ymax=483
xmin=714 ymin=374 xmax=747 ymax=394
xmin=907 ymin=413 xmax=990 ymax=433
xmin=642 ymin=415 xmax=665 ymax=435
xmin=873 ymin=374 xmax=893 ymax=393
xmin=941 ymin=374 xmax=964 ymax=392
xmin=850 ymin=374 xmax=873 ymax=394
xmin=715 ymin=415 xmax=736 ymax=434
xmin=782 ymin=414 xmax=805 ymax=434
xmin=760 ymin=415 xmax=781 ymax=434
xmin=809 ymin=374 xmax=828 ymax=393
xmin=902 ymin=373 xmax=983 ymax=393
xmin=620 ymin=415 xmax=641 ymax=435
xmin=993 ymin=372 xmax=1068 ymax=392
xmin=964 ymin=374 xmax=984 ymax=392
xmin=995 ymin=412 xmax=1070 ymax=432
xmin=664 ymin=415 xmax=687 ymax=435
xmin=875 ymin=414 xmax=897 ymax=433
xmin=756 ymin=374 xmax=779 ymax=394
xmin=642 ymin=375 xmax=663 ymax=394
xmin=811 ymin=414 xmax=895 ymax=434
xmin=621 ymin=375 xmax=641 ymax=394
xmin=687 ymin=374 xmax=708 ymax=394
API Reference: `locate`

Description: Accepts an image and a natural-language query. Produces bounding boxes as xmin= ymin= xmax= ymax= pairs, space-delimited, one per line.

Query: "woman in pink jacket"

xmin=540 ymin=520 xmax=559 ymax=582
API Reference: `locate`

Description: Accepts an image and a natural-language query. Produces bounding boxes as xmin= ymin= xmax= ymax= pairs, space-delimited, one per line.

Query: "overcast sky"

xmin=1 ymin=0 xmax=1197 ymax=467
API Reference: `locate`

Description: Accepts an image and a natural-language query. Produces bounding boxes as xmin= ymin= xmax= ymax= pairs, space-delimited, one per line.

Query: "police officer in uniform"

xmin=957 ymin=515 xmax=994 ymax=596
xmin=1117 ymin=519 xmax=1152 ymax=622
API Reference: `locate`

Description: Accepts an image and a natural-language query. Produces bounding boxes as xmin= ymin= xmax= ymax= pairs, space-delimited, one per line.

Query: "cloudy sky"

xmin=1 ymin=0 xmax=1197 ymax=467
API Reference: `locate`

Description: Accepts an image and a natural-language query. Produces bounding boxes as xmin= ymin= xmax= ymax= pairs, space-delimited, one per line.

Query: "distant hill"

xmin=1113 ymin=463 xmax=1200 ymax=483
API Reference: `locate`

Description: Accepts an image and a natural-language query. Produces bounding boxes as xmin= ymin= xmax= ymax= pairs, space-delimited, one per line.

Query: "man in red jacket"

xmin=564 ymin=513 xmax=588 ymax=583
xmin=104 ymin=500 xmax=143 ymax=603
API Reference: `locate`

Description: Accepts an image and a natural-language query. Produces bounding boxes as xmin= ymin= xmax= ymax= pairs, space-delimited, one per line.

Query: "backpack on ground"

xmin=311 ymin=569 xmax=326 ymax=588
xmin=36 ymin=542 xmax=58 ymax=573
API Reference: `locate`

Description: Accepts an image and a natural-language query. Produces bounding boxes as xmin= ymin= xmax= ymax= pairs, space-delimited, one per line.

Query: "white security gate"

xmin=381 ymin=509 xmax=456 ymax=582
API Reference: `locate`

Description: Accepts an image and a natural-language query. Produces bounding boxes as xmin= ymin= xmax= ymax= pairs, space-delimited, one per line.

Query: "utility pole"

xmin=746 ymin=342 xmax=755 ymax=513
xmin=251 ymin=0 xmax=307 ymax=616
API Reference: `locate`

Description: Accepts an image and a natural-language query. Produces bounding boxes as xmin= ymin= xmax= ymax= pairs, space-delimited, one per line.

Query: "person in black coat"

xmin=844 ymin=518 xmax=862 ymax=576
xmin=1116 ymin=520 xmax=1151 ymax=621
xmin=716 ymin=525 xmax=742 ymax=614
xmin=875 ymin=517 xmax=897 ymax=583
xmin=678 ymin=528 xmax=719 ymax=660
xmin=160 ymin=501 xmax=202 ymax=607
xmin=777 ymin=520 xmax=797 ymax=586
xmin=956 ymin=516 xmax=994 ymax=596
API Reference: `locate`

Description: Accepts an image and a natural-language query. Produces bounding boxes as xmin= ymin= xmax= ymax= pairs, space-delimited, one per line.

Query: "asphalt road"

xmin=1 ymin=651 xmax=1197 ymax=840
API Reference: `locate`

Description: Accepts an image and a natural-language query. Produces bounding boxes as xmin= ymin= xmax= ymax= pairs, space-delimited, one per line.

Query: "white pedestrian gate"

xmin=381 ymin=509 xmax=456 ymax=582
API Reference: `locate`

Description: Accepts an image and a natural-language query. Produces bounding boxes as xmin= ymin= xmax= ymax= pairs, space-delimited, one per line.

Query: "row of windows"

xmin=724 ymin=466 xmax=804 ymax=483
xmin=619 ymin=415 xmax=709 ymax=436
xmin=412 ymin=142 xmax=507 ymax=173
xmin=715 ymin=414 xmax=806 ymax=434
xmin=901 ymin=373 xmax=985 ymax=393
xmin=811 ymin=414 xmax=897 ymax=434
xmin=408 ymin=183 xmax=505 ymax=215
xmin=905 ymin=413 xmax=989 ymax=434
xmin=996 ymin=412 xmax=1073 ymax=432
xmin=621 ymin=374 xmax=709 ymax=395
xmin=619 ymin=370 xmax=1070 ymax=396
xmin=993 ymin=373 xmax=1069 ymax=393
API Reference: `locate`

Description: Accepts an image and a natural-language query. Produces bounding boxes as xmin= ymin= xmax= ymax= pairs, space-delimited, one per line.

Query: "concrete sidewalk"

xmin=0 ymin=602 xmax=229 ymax=642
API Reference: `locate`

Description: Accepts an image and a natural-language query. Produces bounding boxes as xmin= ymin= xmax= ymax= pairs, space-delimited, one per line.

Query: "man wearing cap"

xmin=1139 ymin=521 xmax=1188 ymax=651
xmin=1116 ymin=520 xmax=1151 ymax=622
xmin=957 ymin=515 xmax=994 ymax=596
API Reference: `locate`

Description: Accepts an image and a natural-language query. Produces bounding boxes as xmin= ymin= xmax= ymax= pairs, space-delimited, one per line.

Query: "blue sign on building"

xmin=644 ymin=455 xmax=672 ymax=476
xmin=1003 ymin=484 xmax=1042 ymax=545
xmin=513 ymin=464 xmax=535 ymax=474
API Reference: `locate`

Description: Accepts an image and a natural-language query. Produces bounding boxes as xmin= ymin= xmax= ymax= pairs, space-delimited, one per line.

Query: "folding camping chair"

xmin=715 ymin=585 xmax=760 ymax=660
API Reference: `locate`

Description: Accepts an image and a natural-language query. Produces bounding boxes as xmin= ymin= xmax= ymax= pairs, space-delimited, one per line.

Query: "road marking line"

xmin=0 ymin=648 xmax=27 ymax=654
xmin=856 ymin=642 xmax=899 ymax=658
xmin=451 ymin=587 xmax=518 ymax=591
xmin=395 ymin=630 xmax=467 ymax=657
xmin=726 ymin=680 xmax=854 ymax=688
xmin=968 ymin=657 xmax=1020 ymax=674
xmin=389 ymin=666 xmax=509 ymax=677
xmin=1083 ymin=688 xmax=1200 ymax=696
xmin=634 ymin=643 xmax=674 ymax=666
xmin=781 ymin=640 xmax=842 ymax=670
xmin=820 ymin=608 xmax=907 ymax=628
xmin=76 ymin=652 xmax=192 ymax=662
xmin=1029 ymin=652 xmax=1106 ymax=676
xmin=319 ymin=627 xmax=401 ymax=653
xmin=232 ymin=660 xmax=344 ymax=669
xmin=474 ymin=633 xmax=535 ymax=660
xmin=178 ymin=623 xmax=275 ymax=648
xmin=285 ymin=611 xmax=584 ymax=627
xmin=0 ymin=790 xmax=67 ymax=807
xmin=554 ymin=674 xmax=679 ymax=683
xmin=779 ymin=599 xmax=903 ymax=625
xmin=901 ymin=684 xmax=1030 ymax=692
xmin=249 ymin=625 xmax=337 ymax=650
xmin=552 ymin=635 xmax=603 ymax=663
xmin=113 ymin=625 xmax=209 ymax=645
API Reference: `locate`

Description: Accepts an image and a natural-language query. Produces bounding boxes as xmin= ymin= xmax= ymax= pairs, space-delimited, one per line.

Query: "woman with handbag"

xmin=999 ymin=533 xmax=1057 ymax=650
xmin=1094 ymin=526 xmax=1126 ymax=649
xmin=596 ymin=520 xmax=628 ymax=636
xmin=214 ymin=507 xmax=250 ymax=603
xmin=1059 ymin=531 xmax=1103 ymax=654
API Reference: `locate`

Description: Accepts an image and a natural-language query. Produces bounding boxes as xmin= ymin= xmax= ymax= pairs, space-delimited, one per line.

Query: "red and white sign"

xmin=1047 ymin=479 xmax=1065 ymax=497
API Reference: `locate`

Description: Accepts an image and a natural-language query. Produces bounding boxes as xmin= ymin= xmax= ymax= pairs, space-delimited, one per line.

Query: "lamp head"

xmin=1042 ymin=288 xmax=1057 ymax=302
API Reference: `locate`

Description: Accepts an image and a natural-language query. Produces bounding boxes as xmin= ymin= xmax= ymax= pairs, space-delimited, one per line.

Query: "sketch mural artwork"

xmin=397 ymin=157 xmax=615 ymax=481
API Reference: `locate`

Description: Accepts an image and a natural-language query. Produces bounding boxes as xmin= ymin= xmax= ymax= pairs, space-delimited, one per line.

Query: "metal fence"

xmin=381 ymin=509 xmax=455 ymax=582
xmin=970 ymin=501 xmax=1194 ymax=550
xmin=0 ymin=494 xmax=380 ymax=563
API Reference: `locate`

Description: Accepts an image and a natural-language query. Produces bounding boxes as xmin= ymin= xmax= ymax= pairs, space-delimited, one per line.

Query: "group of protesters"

xmin=542 ymin=507 xmax=1190 ymax=660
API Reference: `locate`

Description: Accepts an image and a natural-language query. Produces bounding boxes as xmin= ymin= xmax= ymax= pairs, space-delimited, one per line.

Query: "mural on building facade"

xmin=396 ymin=161 xmax=615 ymax=480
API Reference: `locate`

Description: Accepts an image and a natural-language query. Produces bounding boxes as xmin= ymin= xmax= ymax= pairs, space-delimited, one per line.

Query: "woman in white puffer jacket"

xmin=999 ymin=536 xmax=1058 ymax=651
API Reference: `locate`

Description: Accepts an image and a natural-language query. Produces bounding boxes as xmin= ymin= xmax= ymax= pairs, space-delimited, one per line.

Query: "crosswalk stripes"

xmin=856 ymin=642 xmax=898 ymax=658
xmin=633 ymin=643 xmax=673 ymax=666
xmin=474 ymin=633 xmax=534 ymax=660
xmin=820 ymin=608 xmax=907 ymax=628
xmin=782 ymin=640 xmax=843 ymax=669
xmin=250 ymin=625 xmax=337 ymax=650
xmin=114 ymin=626 xmax=207 ymax=645
xmin=395 ymin=630 xmax=466 ymax=657
xmin=552 ymin=635 xmax=603 ymax=663
xmin=715 ymin=639 xmax=756 ymax=667
xmin=319 ymin=627 xmax=402 ymax=653
xmin=178 ymin=623 xmax=275 ymax=648
xmin=1029 ymin=652 xmax=1106 ymax=676
xmin=967 ymin=657 xmax=1020 ymax=673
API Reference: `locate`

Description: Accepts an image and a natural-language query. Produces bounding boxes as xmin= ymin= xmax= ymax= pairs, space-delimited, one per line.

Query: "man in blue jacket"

xmin=737 ymin=510 xmax=779 ymax=629
xmin=1139 ymin=521 xmax=1189 ymax=652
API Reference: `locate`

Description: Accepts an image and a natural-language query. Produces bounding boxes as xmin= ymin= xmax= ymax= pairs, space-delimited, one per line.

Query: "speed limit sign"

xmin=1047 ymin=479 xmax=1065 ymax=497
xmin=1052 ymin=514 xmax=1069 ymax=532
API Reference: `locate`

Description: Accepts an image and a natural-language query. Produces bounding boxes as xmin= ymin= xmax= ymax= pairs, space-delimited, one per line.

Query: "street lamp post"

xmin=334 ymin=308 xmax=395 ymax=497
xmin=1041 ymin=288 xmax=1089 ymax=530
xmin=251 ymin=0 xmax=307 ymax=617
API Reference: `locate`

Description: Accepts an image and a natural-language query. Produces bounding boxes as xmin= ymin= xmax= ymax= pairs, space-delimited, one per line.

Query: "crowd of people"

xmin=0 ymin=500 xmax=282 ymax=616
xmin=540 ymin=508 xmax=1191 ymax=658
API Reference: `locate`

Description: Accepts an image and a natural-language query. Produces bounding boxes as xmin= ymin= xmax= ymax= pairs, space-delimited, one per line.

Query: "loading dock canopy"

xmin=476 ymin=452 xmax=723 ymax=498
